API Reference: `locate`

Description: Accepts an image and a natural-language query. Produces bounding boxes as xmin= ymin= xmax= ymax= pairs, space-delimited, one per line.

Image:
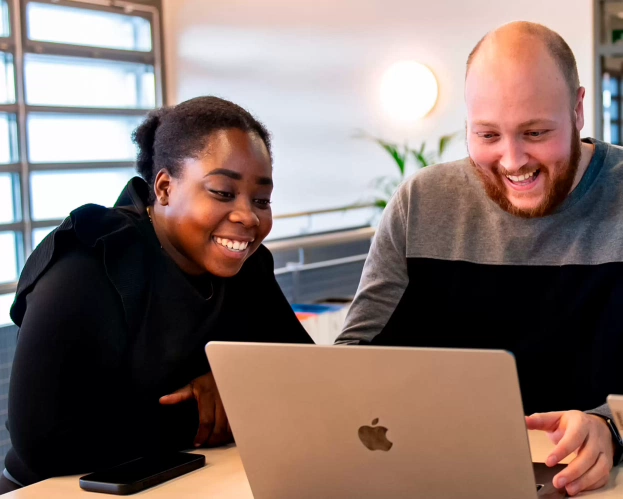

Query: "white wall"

xmin=162 ymin=0 xmax=594 ymax=216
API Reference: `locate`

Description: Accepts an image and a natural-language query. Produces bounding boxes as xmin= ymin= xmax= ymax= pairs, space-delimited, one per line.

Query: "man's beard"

xmin=469 ymin=127 xmax=582 ymax=218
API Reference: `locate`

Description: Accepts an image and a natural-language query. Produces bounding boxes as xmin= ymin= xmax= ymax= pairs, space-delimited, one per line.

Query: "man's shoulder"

xmin=599 ymin=139 xmax=623 ymax=172
xmin=400 ymin=157 xmax=472 ymax=195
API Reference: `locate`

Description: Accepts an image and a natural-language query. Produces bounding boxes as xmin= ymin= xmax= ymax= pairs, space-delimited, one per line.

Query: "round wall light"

xmin=380 ymin=61 xmax=438 ymax=122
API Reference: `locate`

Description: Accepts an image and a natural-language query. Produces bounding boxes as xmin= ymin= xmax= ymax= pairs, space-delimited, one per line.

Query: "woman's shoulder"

xmin=11 ymin=204 xmax=149 ymax=328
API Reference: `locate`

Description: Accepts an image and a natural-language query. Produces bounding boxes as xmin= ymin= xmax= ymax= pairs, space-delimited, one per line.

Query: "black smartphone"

xmin=79 ymin=452 xmax=205 ymax=495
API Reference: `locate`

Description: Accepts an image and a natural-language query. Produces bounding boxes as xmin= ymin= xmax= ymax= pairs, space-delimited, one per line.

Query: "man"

xmin=336 ymin=22 xmax=623 ymax=496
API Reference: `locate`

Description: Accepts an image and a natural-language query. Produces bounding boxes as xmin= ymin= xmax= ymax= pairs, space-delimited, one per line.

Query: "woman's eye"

xmin=254 ymin=199 xmax=272 ymax=207
xmin=210 ymin=190 xmax=234 ymax=199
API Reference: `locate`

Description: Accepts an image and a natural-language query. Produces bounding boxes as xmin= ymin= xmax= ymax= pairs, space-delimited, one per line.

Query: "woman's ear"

xmin=153 ymin=169 xmax=171 ymax=206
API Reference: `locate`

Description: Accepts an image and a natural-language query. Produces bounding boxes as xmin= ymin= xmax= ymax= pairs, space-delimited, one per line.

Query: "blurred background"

xmin=0 ymin=0 xmax=617 ymax=466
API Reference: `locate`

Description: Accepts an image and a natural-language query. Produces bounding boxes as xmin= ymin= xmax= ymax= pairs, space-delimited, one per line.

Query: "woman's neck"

xmin=147 ymin=205 xmax=206 ymax=276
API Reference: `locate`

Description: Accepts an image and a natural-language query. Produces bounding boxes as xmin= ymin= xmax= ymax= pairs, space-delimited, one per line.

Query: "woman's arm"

xmin=8 ymin=247 xmax=141 ymax=480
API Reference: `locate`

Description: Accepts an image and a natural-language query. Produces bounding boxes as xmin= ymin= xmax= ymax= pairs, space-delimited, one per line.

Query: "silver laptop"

xmin=206 ymin=342 xmax=565 ymax=499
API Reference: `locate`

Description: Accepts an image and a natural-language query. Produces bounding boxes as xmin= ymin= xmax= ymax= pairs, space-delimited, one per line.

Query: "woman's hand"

xmin=160 ymin=372 xmax=233 ymax=447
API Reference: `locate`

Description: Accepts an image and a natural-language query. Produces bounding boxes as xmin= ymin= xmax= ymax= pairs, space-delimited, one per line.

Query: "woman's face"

xmin=152 ymin=128 xmax=273 ymax=278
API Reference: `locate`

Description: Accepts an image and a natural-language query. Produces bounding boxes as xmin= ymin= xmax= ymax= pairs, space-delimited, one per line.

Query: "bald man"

xmin=336 ymin=22 xmax=623 ymax=495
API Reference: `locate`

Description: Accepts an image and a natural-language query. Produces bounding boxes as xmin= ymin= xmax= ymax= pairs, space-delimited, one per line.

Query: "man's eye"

xmin=478 ymin=133 xmax=497 ymax=140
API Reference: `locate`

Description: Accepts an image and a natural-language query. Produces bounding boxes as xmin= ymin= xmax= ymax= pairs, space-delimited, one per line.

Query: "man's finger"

xmin=547 ymin=419 xmax=587 ymax=467
xmin=552 ymin=438 xmax=599 ymax=488
xmin=159 ymin=385 xmax=194 ymax=405
xmin=525 ymin=412 xmax=564 ymax=431
xmin=564 ymin=453 xmax=611 ymax=496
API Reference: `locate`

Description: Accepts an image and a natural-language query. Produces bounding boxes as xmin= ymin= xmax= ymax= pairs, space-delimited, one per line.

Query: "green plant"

xmin=357 ymin=131 xmax=459 ymax=210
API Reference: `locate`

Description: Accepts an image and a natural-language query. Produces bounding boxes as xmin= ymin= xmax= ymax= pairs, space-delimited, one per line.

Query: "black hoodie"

xmin=6 ymin=177 xmax=311 ymax=485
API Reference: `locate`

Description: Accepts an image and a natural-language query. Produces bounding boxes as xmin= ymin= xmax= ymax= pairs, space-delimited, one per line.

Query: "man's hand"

xmin=160 ymin=372 xmax=233 ymax=448
xmin=526 ymin=411 xmax=614 ymax=496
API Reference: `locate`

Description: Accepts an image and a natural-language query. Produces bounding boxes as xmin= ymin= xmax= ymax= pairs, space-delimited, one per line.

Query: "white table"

xmin=4 ymin=431 xmax=622 ymax=498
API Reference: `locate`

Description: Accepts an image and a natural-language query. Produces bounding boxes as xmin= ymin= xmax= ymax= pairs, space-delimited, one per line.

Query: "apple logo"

xmin=358 ymin=418 xmax=393 ymax=451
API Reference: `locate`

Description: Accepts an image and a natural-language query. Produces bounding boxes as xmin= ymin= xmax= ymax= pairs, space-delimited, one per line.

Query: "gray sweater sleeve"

xmin=335 ymin=186 xmax=409 ymax=344
xmin=585 ymin=404 xmax=623 ymax=466
xmin=586 ymin=403 xmax=613 ymax=421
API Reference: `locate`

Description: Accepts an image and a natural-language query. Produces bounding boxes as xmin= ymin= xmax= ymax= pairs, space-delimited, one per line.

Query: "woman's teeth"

xmin=214 ymin=237 xmax=250 ymax=252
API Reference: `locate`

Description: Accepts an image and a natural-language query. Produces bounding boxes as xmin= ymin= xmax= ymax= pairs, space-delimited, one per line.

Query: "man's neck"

xmin=570 ymin=140 xmax=595 ymax=193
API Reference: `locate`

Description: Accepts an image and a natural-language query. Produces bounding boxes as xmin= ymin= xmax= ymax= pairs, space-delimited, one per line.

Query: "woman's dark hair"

xmin=132 ymin=96 xmax=272 ymax=203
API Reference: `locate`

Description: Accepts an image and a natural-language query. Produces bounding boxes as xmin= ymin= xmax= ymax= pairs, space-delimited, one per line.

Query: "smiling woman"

xmin=3 ymin=96 xmax=313 ymax=491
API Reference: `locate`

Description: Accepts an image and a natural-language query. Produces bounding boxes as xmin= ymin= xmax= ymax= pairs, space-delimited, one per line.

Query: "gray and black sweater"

xmin=337 ymin=138 xmax=623 ymax=451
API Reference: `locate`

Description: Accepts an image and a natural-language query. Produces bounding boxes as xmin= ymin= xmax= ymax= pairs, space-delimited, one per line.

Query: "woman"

xmin=2 ymin=97 xmax=312 ymax=492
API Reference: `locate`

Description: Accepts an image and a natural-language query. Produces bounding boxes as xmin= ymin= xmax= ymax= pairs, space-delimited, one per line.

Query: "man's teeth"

xmin=507 ymin=171 xmax=536 ymax=182
xmin=214 ymin=237 xmax=250 ymax=252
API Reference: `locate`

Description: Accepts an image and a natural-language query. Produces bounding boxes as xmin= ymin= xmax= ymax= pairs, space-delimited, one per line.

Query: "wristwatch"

xmin=604 ymin=417 xmax=623 ymax=466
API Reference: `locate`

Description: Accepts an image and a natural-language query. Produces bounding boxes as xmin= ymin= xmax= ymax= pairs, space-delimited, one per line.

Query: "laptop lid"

xmin=206 ymin=342 xmax=538 ymax=499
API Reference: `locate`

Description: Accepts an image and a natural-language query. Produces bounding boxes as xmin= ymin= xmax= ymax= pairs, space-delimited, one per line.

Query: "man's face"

xmin=465 ymin=42 xmax=584 ymax=218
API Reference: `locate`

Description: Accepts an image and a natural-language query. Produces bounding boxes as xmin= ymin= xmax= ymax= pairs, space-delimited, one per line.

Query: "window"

xmin=26 ymin=2 xmax=152 ymax=51
xmin=0 ymin=293 xmax=13 ymax=327
xmin=31 ymin=168 xmax=135 ymax=220
xmin=0 ymin=1 xmax=9 ymax=38
xmin=0 ymin=173 xmax=17 ymax=224
xmin=32 ymin=226 xmax=52 ymax=248
xmin=24 ymin=54 xmax=156 ymax=109
xmin=0 ymin=51 xmax=15 ymax=104
xmin=0 ymin=0 xmax=163 ymax=470
xmin=0 ymin=0 xmax=163 ymax=298
xmin=0 ymin=113 xmax=18 ymax=164
xmin=0 ymin=232 xmax=18 ymax=284
xmin=27 ymin=114 xmax=143 ymax=163
xmin=597 ymin=1 xmax=623 ymax=142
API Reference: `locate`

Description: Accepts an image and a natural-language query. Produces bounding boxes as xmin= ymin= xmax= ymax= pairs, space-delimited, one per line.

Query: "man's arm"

xmin=336 ymin=186 xmax=409 ymax=344
xmin=525 ymin=404 xmax=622 ymax=497
xmin=586 ymin=403 xmax=623 ymax=466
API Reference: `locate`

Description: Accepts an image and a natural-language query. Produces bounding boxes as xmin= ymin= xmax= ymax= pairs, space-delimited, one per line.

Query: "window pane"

xmin=31 ymin=168 xmax=135 ymax=221
xmin=0 ymin=0 xmax=9 ymax=38
xmin=0 ymin=293 xmax=14 ymax=327
xmin=0 ymin=232 xmax=17 ymax=284
xmin=0 ymin=113 xmax=17 ymax=164
xmin=25 ymin=54 xmax=155 ymax=109
xmin=0 ymin=52 xmax=15 ymax=104
xmin=0 ymin=173 xmax=16 ymax=224
xmin=27 ymin=114 xmax=142 ymax=163
xmin=27 ymin=2 xmax=152 ymax=52
xmin=32 ymin=226 xmax=54 ymax=248
xmin=603 ymin=2 xmax=623 ymax=44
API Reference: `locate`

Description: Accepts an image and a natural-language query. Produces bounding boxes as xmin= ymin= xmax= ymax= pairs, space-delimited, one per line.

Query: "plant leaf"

xmin=413 ymin=150 xmax=429 ymax=168
xmin=355 ymin=131 xmax=408 ymax=176
xmin=374 ymin=199 xmax=387 ymax=210
xmin=438 ymin=132 xmax=458 ymax=157
xmin=372 ymin=139 xmax=406 ymax=176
